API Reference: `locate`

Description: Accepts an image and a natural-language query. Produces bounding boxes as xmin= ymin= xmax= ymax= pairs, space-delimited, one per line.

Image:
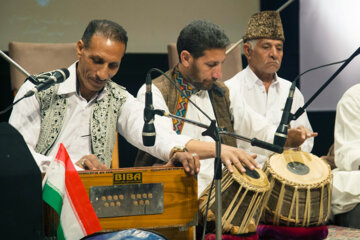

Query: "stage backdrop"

xmin=0 ymin=0 xmax=258 ymax=53
xmin=300 ymin=0 xmax=360 ymax=111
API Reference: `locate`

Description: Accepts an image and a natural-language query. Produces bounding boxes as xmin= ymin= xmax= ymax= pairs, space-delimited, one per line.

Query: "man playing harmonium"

xmin=8 ymin=19 xmax=267 ymax=176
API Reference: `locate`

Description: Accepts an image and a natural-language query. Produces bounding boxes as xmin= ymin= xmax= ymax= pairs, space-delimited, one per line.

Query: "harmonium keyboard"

xmin=43 ymin=167 xmax=198 ymax=240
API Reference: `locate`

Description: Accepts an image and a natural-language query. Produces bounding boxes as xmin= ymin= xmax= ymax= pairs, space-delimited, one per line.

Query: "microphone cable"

xmin=292 ymin=59 xmax=347 ymax=86
xmin=146 ymin=68 xmax=214 ymax=122
xmin=0 ymin=69 xmax=70 ymax=115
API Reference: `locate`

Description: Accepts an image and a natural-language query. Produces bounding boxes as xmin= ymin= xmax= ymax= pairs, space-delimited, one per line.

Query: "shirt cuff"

xmin=160 ymin=135 xmax=192 ymax=162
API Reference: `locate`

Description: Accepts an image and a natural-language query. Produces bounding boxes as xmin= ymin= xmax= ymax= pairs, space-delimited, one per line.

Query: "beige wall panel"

xmin=0 ymin=0 xmax=259 ymax=53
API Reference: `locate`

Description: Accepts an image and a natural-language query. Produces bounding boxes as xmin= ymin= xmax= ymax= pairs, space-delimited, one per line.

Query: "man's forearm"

xmin=184 ymin=139 xmax=217 ymax=159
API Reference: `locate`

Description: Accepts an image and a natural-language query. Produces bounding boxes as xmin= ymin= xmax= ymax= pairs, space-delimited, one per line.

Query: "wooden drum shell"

xmin=199 ymin=167 xmax=270 ymax=234
xmin=262 ymin=149 xmax=333 ymax=227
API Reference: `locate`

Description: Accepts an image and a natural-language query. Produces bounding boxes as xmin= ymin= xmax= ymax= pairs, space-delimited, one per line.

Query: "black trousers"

xmin=334 ymin=203 xmax=360 ymax=229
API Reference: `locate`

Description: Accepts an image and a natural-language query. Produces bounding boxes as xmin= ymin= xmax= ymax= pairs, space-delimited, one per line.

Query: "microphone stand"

xmin=157 ymin=109 xmax=283 ymax=240
xmin=158 ymin=110 xmax=223 ymax=239
xmin=161 ymin=110 xmax=283 ymax=153
xmin=202 ymin=119 xmax=222 ymax=240
xmin=0 ymin=50 xmax=38 ymax=84
xmin=147 ymin=68 xmax=281 ymax=239
xmin=0 ymin=50 xmax=70 ymax=115
xmin=0 ymin=50 xmax=41 ymax=115
xmin=292 ymin=47 xmax=360 ymax=120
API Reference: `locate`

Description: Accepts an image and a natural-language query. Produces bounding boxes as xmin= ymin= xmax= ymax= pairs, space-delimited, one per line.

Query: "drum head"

xmin=232 ymin=167 xmax=269 ymax=191
xmin=266 ymin=149 xmax=330 ymax=186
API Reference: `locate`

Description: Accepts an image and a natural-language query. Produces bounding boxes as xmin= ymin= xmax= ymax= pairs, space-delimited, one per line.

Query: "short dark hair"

xmin=176 ymin=20 xmax=230 ymax=61
xmin=81 ymin=19 xmax=128 ymax=50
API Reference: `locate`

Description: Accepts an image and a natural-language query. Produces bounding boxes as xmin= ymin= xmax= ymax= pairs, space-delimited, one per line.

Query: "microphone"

xmin=218 ymin=128 xmax=283 ymax=153
xmin=142 ymin=71 xmax=156 ymax=146
xmin=273 ymin=47 xmax=360 ymax=147
xmin=292 ymin=47 xmax=360 ymax=120
xmin=24 ymin=68 xmax=70 ymax=98
xmin=25 ymin=75 xmax=40 ymax=85
xmin=252 ymin=138 xmax=283 ymax=154
xmin=273 ymin=82 xmax=295 ymax=147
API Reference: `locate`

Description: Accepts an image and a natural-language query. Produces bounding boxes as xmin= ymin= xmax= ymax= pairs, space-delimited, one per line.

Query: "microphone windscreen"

xmin=54 ymin=68 xmax=70 ymax=83
xmin=59 ymin=68 xmax=70 ymax=79
xmin=142 ymin=123 xmax=156 ymax=146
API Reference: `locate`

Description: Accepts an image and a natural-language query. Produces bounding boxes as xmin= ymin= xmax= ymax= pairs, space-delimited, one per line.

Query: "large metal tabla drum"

xmin=262 ymin=149 xmax=332 ymax=227
xmin=199 ymin=167 xmax=270 ymax=234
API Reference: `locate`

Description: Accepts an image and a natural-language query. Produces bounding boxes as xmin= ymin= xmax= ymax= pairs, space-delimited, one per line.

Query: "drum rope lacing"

xmin=263 ymin=150 xmax=333 ymax=227
xmin=199 ymin=168 xmax=270 ymax=234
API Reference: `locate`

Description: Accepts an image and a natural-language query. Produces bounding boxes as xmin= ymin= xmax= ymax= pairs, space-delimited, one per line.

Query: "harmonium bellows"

xmin=43 ymin=167 xmax=198 ymax=240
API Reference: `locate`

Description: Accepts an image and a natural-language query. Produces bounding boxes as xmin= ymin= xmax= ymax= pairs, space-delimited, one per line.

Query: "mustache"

xmin=267 ymin=57 xmax=280 ymax=65
xmin=89 ymin=76 xmax=110 ymax=82
xmin=266 ymin=59 xmax=280 ymax=65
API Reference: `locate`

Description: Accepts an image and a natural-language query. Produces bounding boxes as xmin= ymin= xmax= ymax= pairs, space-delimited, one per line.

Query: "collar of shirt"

xmin=173 ymin=65 xmax=199 ymax=97
xmin=57 ymin=61 xmax=108 ymax=101
xmin=244 ymin=65 xmax=280 ymax=91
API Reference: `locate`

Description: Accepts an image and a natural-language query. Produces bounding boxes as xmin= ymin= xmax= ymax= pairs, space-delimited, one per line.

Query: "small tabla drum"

xmin=262 ymin=149 xmax=333 ymax=227
xmin=199 ymin=167 xmax=270 ymax=234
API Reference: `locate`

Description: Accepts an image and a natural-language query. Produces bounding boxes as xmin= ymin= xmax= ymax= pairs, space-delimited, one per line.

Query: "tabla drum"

xmin=199 ymin=167 xmax=270 ymax=234
xmin=262 ymin=149 xmax=332 ymax=227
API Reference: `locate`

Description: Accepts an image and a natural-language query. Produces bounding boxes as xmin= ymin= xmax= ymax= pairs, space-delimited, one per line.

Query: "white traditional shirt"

xmin=225 ymin=66 xmax=314 ymax=167
xmin=9 ymin=62 xmax=190 ymax=172
xmin=331 ymin=83 xmax=360 ymax=215
xmin=137 ymin=83 xmax=276 ymax=196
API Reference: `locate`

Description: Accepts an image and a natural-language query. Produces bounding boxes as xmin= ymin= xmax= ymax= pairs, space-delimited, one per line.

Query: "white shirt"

xmin=137 ymin=82 xmax=276 ymax=196
xmin=9 ymin=62 xmax=191 ymax=172
xmin=225 ymin=66 xmax=314 ymax=167
xmin=331 ymin=83 xmax=360 ymax=215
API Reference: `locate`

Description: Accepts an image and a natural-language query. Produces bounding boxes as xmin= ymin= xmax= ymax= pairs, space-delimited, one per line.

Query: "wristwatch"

xmin=170 ymin=145 xmax=188 ymax=158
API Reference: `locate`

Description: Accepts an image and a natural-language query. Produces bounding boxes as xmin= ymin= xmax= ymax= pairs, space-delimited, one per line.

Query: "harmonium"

xmin=43 ymin=167 xmax=198 ymax=240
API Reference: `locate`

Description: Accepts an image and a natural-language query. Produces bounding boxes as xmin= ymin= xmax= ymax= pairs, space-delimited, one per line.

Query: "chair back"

xmin=8 ymin=41 xmax=77 ymax=92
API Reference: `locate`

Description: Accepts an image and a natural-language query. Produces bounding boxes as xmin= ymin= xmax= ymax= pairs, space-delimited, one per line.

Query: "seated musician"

xmin=225 ymin=11 xmax=314 ymax=168
xmin=135 ymin=19 xmax=317 ymax=196
xmin=331 ymin=83 xmax=360 ymax=228
xmin=8 ymin=19 xmax=266 ymax=176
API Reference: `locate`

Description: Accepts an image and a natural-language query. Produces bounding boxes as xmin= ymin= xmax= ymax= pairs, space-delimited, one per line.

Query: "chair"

xmin=167 ymin=43 xmax=243 ymax=81
xmin=8 ymin=41 xmax=119 ymax=168
xmin=9 ymin=41 xmax=77 ymax=93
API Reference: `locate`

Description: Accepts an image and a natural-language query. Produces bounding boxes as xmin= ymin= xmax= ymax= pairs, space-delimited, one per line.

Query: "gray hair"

xmin=246 ymin=39 xmax=258 ymax=50
xmin=176 ymin=20 xmax=230 ymax=61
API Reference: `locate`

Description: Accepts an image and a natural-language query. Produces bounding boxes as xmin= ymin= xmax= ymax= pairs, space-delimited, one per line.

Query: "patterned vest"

xmin=34 ymin=80 xmax=127 ymax=168
xmin=134 ymin=68 xmax=236 ymax=166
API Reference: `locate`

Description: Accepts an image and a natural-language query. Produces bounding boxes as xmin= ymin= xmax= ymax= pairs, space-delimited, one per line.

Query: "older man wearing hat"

xmin=226 ymin=11 xmax=328 ymax=240
xmin=226 ymin=11 xmax=314 ymax=167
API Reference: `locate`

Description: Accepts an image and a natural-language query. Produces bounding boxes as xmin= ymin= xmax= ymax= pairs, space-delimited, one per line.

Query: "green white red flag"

xmin=42 ymin=143 xmax=102 ymax=240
